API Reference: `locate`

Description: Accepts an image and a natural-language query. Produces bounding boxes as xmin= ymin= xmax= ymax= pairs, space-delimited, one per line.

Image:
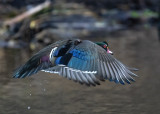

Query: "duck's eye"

xmin=103 ymin=45 xmax=107 ymax=48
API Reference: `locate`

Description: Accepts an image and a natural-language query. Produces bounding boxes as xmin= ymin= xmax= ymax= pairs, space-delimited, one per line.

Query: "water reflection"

xmin=0 ymin=29 xmax=160 ymax=114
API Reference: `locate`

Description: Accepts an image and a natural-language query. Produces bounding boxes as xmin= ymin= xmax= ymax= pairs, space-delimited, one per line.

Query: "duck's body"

xmin=13 ymin=39 xmax=138 ymax=86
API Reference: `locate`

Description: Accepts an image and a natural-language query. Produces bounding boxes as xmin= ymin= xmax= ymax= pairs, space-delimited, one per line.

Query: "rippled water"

xmin=0 ymin=29 xmax=160 ymax=114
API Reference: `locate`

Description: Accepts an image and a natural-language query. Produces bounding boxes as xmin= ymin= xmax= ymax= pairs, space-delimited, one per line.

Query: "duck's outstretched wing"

xmin=44 ymin=40 xmax=138 ymax=86
xmin=13 ymin=40 xmax=70 ymax=78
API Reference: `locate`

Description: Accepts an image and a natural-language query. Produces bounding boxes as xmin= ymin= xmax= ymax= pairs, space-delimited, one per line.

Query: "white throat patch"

xmin=49 ymin=47 xmax=58 ymax=61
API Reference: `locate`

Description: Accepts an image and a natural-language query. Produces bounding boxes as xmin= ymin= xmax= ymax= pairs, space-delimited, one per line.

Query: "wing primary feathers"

xmin=100 ymin=61 xmax=106 ymax=78
xmin=27 ymin=69 xmax=36 ymax=77
xmin=118 ymin=62 xmax=138 ymax=77
xmin=105 ymin=62 xmax=113 ymax=80
xmin=108 ymin=62 xmax=119 ymax=83
xmin=116 ymin=63 xmax=136 ymax=82
xmin=103 ymin=62 xmax=110 ymax=80
xmin=117 ymin=61 xmax=138 ymax=77
xmin=106 ymin=62 xmax=115 ymax=81
xmin=117 ymin=63 xmax=135 ymax=82
xmin=100 ymin=53 xmax=115 ymax=82
xmin=104 ymin=55 xmax=120 ymax=83
xmin=113 ymin=61 xmax=131 ymax=84
xmin=99 ymin=53 xmax=111 ymax=80
xmin=114 ymin=62 xmax=130 ymax=84
xmin=112 ymin=62 xmax=125 ymax=85
xmin=20 ymin=71 xmax=29 ymax=78
xmin=109 ymin=63 xmax=120 ymax=83
xmin=126 ymin=66 xmax=139 ymax=71
xmin=97 ymin=60 xmax=102 ymax=77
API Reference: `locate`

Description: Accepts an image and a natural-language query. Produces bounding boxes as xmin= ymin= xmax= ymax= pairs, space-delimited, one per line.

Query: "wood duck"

xmin=13 ymin=39 xmax=138 ymax=86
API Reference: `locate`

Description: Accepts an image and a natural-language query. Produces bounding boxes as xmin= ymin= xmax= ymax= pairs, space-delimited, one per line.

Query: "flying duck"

xmin=13 ymin=39 xmax=138 ymax=86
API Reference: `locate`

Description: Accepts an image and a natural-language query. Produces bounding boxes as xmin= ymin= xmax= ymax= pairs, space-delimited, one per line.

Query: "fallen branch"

xmin=4 ymin=0 xmax=51 ymax=26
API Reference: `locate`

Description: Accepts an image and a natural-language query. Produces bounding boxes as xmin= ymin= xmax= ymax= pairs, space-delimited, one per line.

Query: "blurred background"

xmin=0 ymin=0 xmax=160 ymax=114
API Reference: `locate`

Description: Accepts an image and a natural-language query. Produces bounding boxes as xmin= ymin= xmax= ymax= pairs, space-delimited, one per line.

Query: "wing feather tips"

xmin=13 ymin=55 xmax=52 ymax=78
xmin=13 ymin=66 xmax=30 ymax=78
xmin=13 ymin=66 xmax=38 ymax=78
xmin=13 ymin=61 xmax=44 ymax=78
xmin=126 ymin=66 xmax=139 ymax=71
xmin=13 ymin=66 xmax=22 ymax=78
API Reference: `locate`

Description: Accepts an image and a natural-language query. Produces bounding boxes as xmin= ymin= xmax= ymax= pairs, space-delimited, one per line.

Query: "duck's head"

xmin=96 ymin=41 xmax=113 ymax=55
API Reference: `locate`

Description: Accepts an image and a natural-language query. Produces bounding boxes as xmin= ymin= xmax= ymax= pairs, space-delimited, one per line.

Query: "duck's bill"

xmin=107 ymin=47 xmax=113 ymax=55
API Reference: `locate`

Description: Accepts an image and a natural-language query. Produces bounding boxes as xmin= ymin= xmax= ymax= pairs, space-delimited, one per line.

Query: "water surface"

xmin=0 ymin=29 xmax=160 ymax=114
